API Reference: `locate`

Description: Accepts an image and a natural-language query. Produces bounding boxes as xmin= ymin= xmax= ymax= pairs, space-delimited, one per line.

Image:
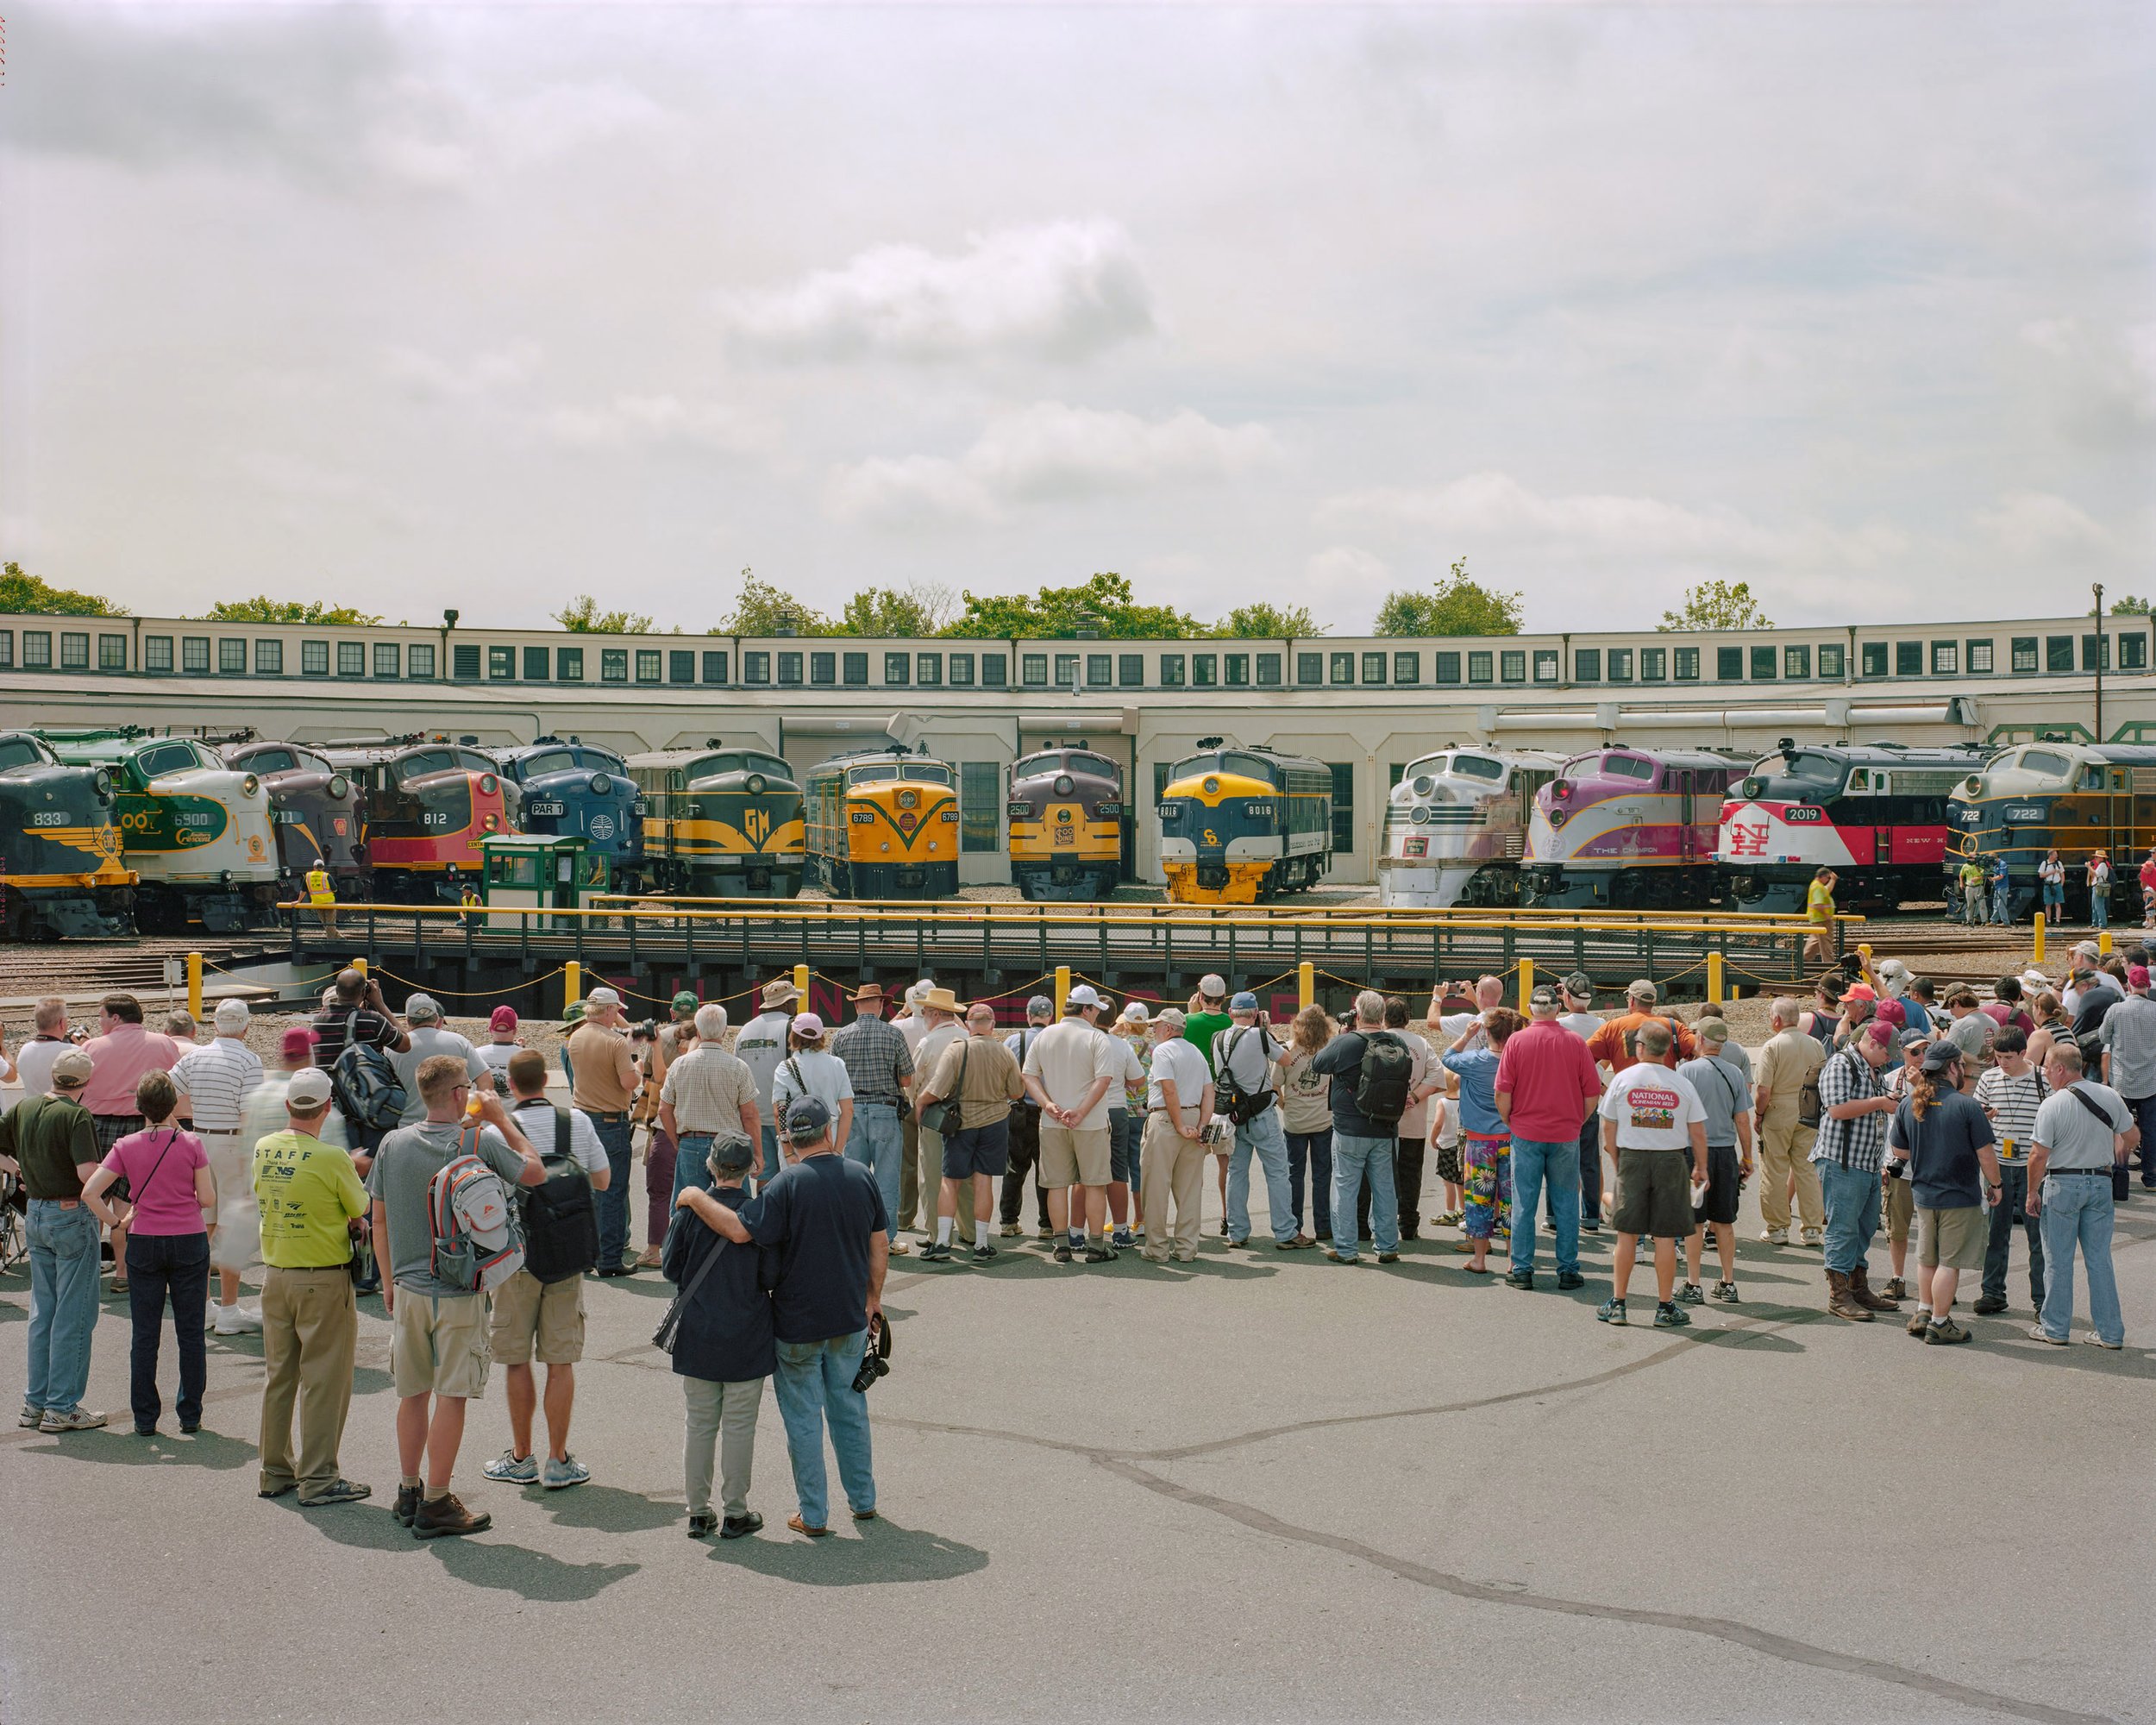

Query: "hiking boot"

xmin=1924 ymin=1317 xmax=1971 ymax=1346
xmin=1504 ymin=1269 xmax=1534 ymax=1289
xmin=1557 ymin=1270 xmax=1585 ymax=1291
xmin=1883 ymin=1276 xmax=1908 ymax=1301
xmin=687 ymin=1511 xmax=720 ymax=1539
xmin=1849 ymin=1264 xmax=1898 ymax=1313
xmin=1826 ymin=1270 xmax=1871 ymax=1322
xmin=1000 ymin=1222 xmax=1022 ymax=1237
xmin=411 ymin=1492 xmax=492 ymax=1540
xmin=392 ymin=1484 xmax=421 ymax=1526
xmin=1972 ymin=1295 xmax=2008 ymax=1315
xmin=1907 ymin=1306 xmax=1933 ymax=1336
xmin=1677 ymin=1281 xmax=1705 ymax=1305
xmin=1595 ymin=1297 xmax=1627 ymax=1326
xmin=1712 ymin=1281 xmax=1739 ymax=1303
xmin=482 ymin=1448 xmax=540 ymax=1484
xmin=1376 ymin=1251 xmax=1401 ymax=1264
xmin=1652 ymin=1302 xmax=1691 ymax=1328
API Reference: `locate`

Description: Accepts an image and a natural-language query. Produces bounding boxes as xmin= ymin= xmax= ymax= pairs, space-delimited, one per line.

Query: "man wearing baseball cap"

xmin=1554 ymin=974 xmax=1608 ymax=1230
xmin=252 ymin=1068 xmax=371 ymax=1506
xmin=478 ymin=1005 xmax=522 ymax=1098
xmin=3 ymin=1047 xmax=108 ymax=1431
xmin=391 ymin=994 xmax=490 ymax=1128
xmin=736 ymin=977 xmax=801 ymax=1185
xmin=1213 ymin=993 xmax=1308 ymax=1250
xmin=1494 ymin=983 xmax=1601 ymax=1292
xmin=1183 ymin=977 xmax=1234 ymax=1228
xmin=2097 ymin=962 xmax=2156 ymax=1195
xmin=1023 ymin=986 xmax=1121 ymax=1262
xmin=568 ymin=985 xmax=642 ymax=1276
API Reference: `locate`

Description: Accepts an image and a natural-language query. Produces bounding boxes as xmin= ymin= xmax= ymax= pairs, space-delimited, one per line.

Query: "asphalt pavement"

xmin=3 ymin=1170 xmax=2152 ymax=1724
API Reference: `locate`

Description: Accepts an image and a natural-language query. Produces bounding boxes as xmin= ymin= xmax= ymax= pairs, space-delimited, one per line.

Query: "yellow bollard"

xmin=1517 ymin=957 xmax=1533 ymax=1007
xmin=1055 ymin=964 xmax=1070 ymax=1015
xmin=793 ymin=963 xmax=811 ymax=1007
xmin=1299 ymin=961 xmax=1314 ymax=1011
xmin=2100 ymin=927 xmax=2112 ymax=957
xmin=352 ymin=957 xmax=368 ymax=977
xmin=2032 ymin=911 xmax=2045 ymax=963
xmin=1707 ymin=951 xmax=1723 ymax=1009
xmin=186 ymin=951 xmax=204 ymax=1021
xmin=564 ymin=960 xmax=581 ymax=1014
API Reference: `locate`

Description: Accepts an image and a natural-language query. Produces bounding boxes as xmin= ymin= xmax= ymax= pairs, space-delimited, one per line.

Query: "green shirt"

xmin=252 ymin=1128 xmax=367 ymax=1268
xmin=1183 ymin=1011 xmax=1233 ymax=1076
xmin=0 ymin=1095 xmax=98 ymax=1200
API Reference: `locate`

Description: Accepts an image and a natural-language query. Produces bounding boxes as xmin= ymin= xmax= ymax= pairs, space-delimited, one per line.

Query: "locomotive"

xmin=1946 ymin=739 xmax=2156 ymax=921
xmin=803 ymin=746 xmax=959 ymax=899
xmin=1523 ymin=745 xmax=1746 ymax=909
xmin=627 ymin=742 xmax=805 ymax=899
xmin=39 ymin=729 xmax=279 ymax=932
xmin=222 ymin=740 xmax=369 ymax=906
xmin=1007 ymin=743 xmax=1123 ymax=901
xmin=494 ymin=737 xmax=643 ymax=888
xmin=1377 ymin=747 xmax=1563 ymax=908
xmin=1156 ymin=738 xmax=1332 ymax=904
xmin=320 ymin=736 xmax=516 ymax=903
xmin=0 ymin=731 xmax=135 ymax=939
xmin=1718 ymin=740 xmax=1987 ymax=913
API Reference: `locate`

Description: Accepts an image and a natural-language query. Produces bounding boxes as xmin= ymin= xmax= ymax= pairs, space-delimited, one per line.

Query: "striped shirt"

xmin=1972 ymin=1065 xmax=2047 ymax=1161
xmin=1811 ymin=1044 xmax=1888 ymax=1173
xmin=172 ymin=1037 xmax=265 ymax=1133
xmin=829 ymin=1013 xmax=914 ymax=1107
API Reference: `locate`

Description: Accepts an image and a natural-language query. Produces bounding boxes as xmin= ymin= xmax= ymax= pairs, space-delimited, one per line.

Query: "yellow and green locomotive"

xmin=627 ymin=744 xmax=805 ymax=899
xmin=804 ymin=747 xmax=960 ymax=900
xmin=1156 ymin=739 xmax=1332 ymax=904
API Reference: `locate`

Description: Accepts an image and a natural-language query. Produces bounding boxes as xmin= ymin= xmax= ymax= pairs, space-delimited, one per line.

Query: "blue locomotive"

xmin=491 ymin=736 xmax=643 ymax=888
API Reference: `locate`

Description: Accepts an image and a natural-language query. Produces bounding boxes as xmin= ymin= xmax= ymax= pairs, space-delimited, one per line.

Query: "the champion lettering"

xmin=1626 ymin=1083 xmax=1681 ymax=1132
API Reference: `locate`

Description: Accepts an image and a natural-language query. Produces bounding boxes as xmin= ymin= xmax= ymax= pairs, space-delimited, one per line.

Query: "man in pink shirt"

xmin=1493 ymin=983 xmax=1603 ymax=1292
xmin=80 ymin=994 xmax=185 ymax=1287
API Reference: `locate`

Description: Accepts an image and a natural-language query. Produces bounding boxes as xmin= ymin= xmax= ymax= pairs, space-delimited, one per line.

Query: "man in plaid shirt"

xmin=1812 ymin=1020 xmax=1902 ymax=1321
xmin=830 ymin=983 xmax=914 ymax=1251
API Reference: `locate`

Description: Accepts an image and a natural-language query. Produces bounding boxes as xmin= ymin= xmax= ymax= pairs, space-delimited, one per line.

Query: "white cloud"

xmin=825 ymin=401 xmax=1279 ymax=524
xmin=1306 ymin=545 xmax=1390 ymax=588
xmin=382 ymin=343 xmax=539 ymax=399
xmin=1975 ymin=490 xmax=2114 ymax=561
xmin=721 ymin=221 xmax=1156 ymax=363
xmin=536 ymin=395 xmax=761 ymax=454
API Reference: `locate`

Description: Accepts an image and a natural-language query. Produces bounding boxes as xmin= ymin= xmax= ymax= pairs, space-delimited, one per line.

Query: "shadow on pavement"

xmin=22 ymin=1426 xmax=256 ymax=1471
xmin=528 ymin=1481 xmax=680 ymax=1533
xmin=707 ymin=1517 xmax=987 ymax=1586
xmin=299 ymin=1502 xmax=642 ymax=1599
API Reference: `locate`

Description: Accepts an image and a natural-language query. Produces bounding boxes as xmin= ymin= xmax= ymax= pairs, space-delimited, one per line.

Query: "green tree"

xmin=720 ymin=572 xmax=829 ymax=635
xmin=1658 ymin=578 xmax=1772 ymax=631
xmin=834 ymin=583 xmax=956 ymax=637
xmin=945 ymin=572 xmax=1201 ymax=639
xmin=0 ymin=561 xmax=126 ymax=616
xmin=555 ymin=595 xmax=655 ymax=634
xmin=1372 ymin=557 xmax=1523 ymax=637
xmin=201 ymin=597 xmax=384 ymax=625
xmin=2107 ymin=595 xmax=2151 ymax=616
xmin=1216 ymin=602 xmax=1322 ymax=638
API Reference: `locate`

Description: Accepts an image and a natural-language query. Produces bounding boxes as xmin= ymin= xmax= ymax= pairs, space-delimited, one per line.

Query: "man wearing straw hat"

xmin=830 ymin=982 xmax=915 ymax=1251
xmin=736 ymin=976 xmax=800 ymax=1187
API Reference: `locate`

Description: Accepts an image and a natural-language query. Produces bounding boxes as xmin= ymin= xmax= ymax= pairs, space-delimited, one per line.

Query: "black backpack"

xmin=1214 ymin=1026 xmax=1276 ymax=1125
xmin=329 ymin=1011 xmax=408 ymax=1134
xmin=2071 ymin=986 xmax=2118 ymax=1067
xmin=1352 ymin=1031 xmax=1413 ymax=1126
xmin=519 ymin=1107 xmax=599 ymax=1284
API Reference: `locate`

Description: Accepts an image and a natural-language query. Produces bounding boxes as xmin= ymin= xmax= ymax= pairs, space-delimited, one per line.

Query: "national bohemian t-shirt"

xmin=1597 ymin=1063 xmax=1705 ymax=1151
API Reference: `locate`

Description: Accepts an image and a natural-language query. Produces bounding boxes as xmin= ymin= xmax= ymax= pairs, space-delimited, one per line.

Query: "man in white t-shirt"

xmin=1022 ymin=986 xmax=1119 ymax=1262
xmin=390 ymin=996 xmax=491 ymax=1127
xmin=1595 ymin=1020 xmax=1708 ymax=1329
xmin=1140 ymin=1009 xmax=1213 ymax=1263
xmin=734 ymin=977 xmax=798 ymax=1182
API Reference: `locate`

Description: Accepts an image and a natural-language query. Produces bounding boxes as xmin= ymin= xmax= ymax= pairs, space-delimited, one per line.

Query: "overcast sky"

xmin=3 ymin=2 xmax=2152 ymax=635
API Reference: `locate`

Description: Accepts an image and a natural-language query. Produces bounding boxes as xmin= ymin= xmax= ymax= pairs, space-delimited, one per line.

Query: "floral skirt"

xmin=1462 ymin=1133 xmax=1513 ymax=1241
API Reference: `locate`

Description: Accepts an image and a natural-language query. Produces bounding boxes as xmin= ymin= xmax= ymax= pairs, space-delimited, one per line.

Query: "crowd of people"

xmin=2 ymin=944 xmax=2145 ymax=1540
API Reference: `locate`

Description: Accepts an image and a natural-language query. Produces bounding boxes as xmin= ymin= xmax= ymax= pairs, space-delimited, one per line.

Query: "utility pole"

xmin=2093 ymin=582 xmax=2105 ymax=743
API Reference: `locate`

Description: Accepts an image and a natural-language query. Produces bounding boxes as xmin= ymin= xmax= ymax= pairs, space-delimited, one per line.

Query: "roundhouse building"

xmin=3 ymin=610 xmax=2147 ymax=889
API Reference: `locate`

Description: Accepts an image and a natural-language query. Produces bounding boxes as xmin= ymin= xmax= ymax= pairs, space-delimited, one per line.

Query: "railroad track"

xmin=0 ymin=936 xmax=289 ymax=1002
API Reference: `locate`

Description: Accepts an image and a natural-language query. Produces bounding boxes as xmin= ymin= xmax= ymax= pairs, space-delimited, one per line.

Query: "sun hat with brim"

xmin=851 ymin=982 xmax=887 ymax=1003
xmin=761 ymin=977 xmax=800 ymax=1008
xmin=922 ymin=987 xmax=964 ymax=1014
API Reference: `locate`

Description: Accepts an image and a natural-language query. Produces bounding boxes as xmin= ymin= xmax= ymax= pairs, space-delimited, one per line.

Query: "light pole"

xmin=2093 ymin=582 xmax=2105 ymax=743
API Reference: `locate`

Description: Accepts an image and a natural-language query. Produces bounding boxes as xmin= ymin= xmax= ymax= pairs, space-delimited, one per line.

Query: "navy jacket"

xmin=661 ymin=1184 xmax=778 ymax=1383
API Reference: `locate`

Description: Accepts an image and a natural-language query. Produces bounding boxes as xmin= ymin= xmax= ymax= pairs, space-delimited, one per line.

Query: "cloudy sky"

xmin=3 ymin=1 xmax=2152 ymax=634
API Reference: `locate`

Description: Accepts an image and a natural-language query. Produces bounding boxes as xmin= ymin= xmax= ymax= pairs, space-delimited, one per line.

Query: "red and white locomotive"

xmin=1717 ymin=740 xmax=1986 ymax=913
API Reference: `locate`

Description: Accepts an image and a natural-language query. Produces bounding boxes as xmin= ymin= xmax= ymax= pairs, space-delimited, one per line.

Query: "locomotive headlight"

xmin=746 ymin=773 xmax=766 ymax=795
xmin=1964 ymin=775 xmax=1982 ymax=794
xmin=590 ymin=771 xmax=613 ymax=795
xmin=1202 ymin=776 xmax=1219 ymax=795
xmin=329 ymin=775 xmax=349 ymax=800
xmin=1411 ymin=776 xmax=1434 ymax=797
xmin=94 ymin=769 xmax=113 ymax=799
xmin=1740 ymin=776 xmax=1765 ymax=800
xmin=479 ymin=774 xmax=498 ymax=795
xmin=1552 ymin=780 xmax=1572 ymax=800
xmin=1053 ymin=775 xmax=1075 ymax=796
xmin=483 ymin=813 xmax=499 ymax=831
xmin=898 ymin=790 xmax=918 ymax=811
xmin=241 ymin=775 xmax=260 ymax=798
xmin=1410 ymin=805 xmax=1431 ymax=825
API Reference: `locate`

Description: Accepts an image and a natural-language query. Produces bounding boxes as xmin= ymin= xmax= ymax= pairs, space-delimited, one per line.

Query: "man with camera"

xmin=1213 ymin=993 xmax=1309 ymax=1250
xmin=675 ymin=1096 xmax=887 ymax=1539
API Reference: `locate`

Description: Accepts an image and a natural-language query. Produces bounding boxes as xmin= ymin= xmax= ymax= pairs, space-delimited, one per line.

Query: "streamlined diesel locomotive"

xmin=321 ymin=737 xmax=516 ymax=903
xmin=1007 ymin=744 xmax=1123 ymax=901
xmin=1377 ymin=747 xmax=1562 ymax=908
xmin=0 ymin=731 xmax=135 ymax=938
xmin=1156 ymin=739 xmax=1332 ymax=904
xmin=223 ymin=740 xmax=369 ymax=906
xmin=494 ymin=737 xmax=643 ymax=886
xmin=628 ymin=743 xmax=805 ymax=898
xmin=1946 ymin=739 xmax=2156 ymax=921
xmin=1523 ymin=746 xmax=1745 ymax=909
xmin=804 ymin=747 xmax=960 ymax=900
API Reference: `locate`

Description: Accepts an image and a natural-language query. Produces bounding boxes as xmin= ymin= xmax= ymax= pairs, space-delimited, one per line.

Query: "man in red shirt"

xmin=1586 ymin=980 xmax=1695 ymax=1073
xmin=1495 ymin=984 xmax=1603 ymax=1291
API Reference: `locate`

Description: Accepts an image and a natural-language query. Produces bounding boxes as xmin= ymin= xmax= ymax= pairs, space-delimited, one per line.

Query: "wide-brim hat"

xmin=761 ymin=977 xmax=800 ymax=1007
xmin=921 ymin=987 xmax=963 ymax=1014
xmin=851 ymin=982 xmax=887 ymax=1004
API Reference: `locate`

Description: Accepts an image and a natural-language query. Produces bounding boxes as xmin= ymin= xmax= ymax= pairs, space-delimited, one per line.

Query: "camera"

xmin=850 ymin=1314 xmax=892 ymax=1394
xmin=630 ymin=1019 xmax=657 ymax=1043
xmin=1883 ymin=1157 xmax=1910 ymax=1182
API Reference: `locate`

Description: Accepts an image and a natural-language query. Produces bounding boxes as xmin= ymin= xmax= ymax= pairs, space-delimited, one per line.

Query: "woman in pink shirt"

xmin=81 ymin=1071 xmax=214 ymax=1436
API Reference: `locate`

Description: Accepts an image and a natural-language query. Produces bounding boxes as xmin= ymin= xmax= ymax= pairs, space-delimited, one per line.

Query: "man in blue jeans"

xmin=2027 ymin=1044 xmax=2134 ymax=1348
xmin=677 ymin=1097 xmax=888 ymax=1536
xmin=1310 ymin=991 xmax=1405 ymax=1264
xmin=1813 ymin=1023 xmax=1902 ymax=1322
xmin=830 ymin=982 xmax=915 ymax=1247
xmin=1495 ymin=984 xmax=1601 ymax=1292
xmin=2 ymin=1049 xmax=110 ymax=1431
xmin=1213 ymin=994 xmax=1313 ymax=1251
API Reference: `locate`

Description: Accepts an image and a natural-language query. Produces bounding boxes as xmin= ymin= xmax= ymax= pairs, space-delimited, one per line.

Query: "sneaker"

xmin=721 ymin=1510 xmax=765 ymax=1540
xmin=1924 ymin=1318 xmax=1971 ymax=1346
xmin=1000 ymin=1222 xmax=1023 ymax=1238
xmin=887 ymin=1239 xmax=911 ymax=1257
xmin=2028 ymin=1325 xmax=2070 ymax=1346
xmin=1110 ymin=1228 xmax=1136 ymax=1249
xmin=2082 ymin=1333 xmax=2125 ymax=1350
xmin=1326 ymin=1251 xmax=1358 ymax=1265
xmin=1225 ymin=1235 xmax=1249 ymax=1249
xmin=39 ymin=1406 xmax=108 ymax=1432
xmin=298 ymin=1478 xmax=373 ymax=1508
xmin=212 ymin=1304 xmax=263 ymax=1335
xmin=259 ymin=1480 xmax=296 ymax=1499
xmin=18 ymin=1402 xmax=42 ymax=1429
xmin=1036 ymin=1226 xmax=1056 ymax=1242
xmin=1972 ymin=1295 xmax=2007 ymax=1315
xmin=1557 ymin=1270 xmax=1585 ymax=1291
xmin=971 ymin=1241 xmax=998 ymax=1264
xmin=482 ymin=1448 xmax=540 ymax=1485
xmin=1053 ymin=1242 xmax=1074 ymax=1264
xmin=1677 ymin=1282 xmax=1705 ymax=1305
xmin=1377 ymin=1251 xmax=1401 ymax=1264
xmin=687 ymin=1511 xmax=720 ymax=1539
xmin=1581 ymin=1217 xmax=1601 ymax=1233
xmin=1652 ymin=1302 xmax=1692 ymax=1328
xmin=1883 ymin=1277 xmax=1908 ymax=1302
xmin=1799 ymin=1228 xmax=1825 ymax=1247
xmin=1761 ymin=1226 xmax=1789 ymax=1245
xmin=1712 ymin=1281 xmax=1739 ymax=1303
xmin=392 ymin=1484 xmax=421 ymax=1526
xmin=542 ymin=1454 xmax=591 ymax=1490
xmin=1504 ymin=1269 xmax=1534 ymax=1289
xmin=1595 ymin=1298 xmax=1627 ymax=1325
xmin=411 ymin=1492 xmax=492 ymax=1539
xmin=1083 ymin=1242 xmax=1119 ymax=1264
xmin=919 ymin=1241 xmax=952 ymax=1264
xmin=1219 ymin=1220 xmax=1229 ymax=1238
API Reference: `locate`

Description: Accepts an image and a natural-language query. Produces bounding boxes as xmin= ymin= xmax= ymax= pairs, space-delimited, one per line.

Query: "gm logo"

xmin=744 ymin=807 xmax=772 ymax=848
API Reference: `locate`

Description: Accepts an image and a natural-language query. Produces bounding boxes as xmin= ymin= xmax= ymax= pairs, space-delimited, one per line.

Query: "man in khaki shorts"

xmin=367 ymin=1055 xmax=546 ymax=1539
xmin=483 ymin=1049 xmax=612 ymax=1492
xmin=1022 ymin=985 xmax=1119 ymax=1264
